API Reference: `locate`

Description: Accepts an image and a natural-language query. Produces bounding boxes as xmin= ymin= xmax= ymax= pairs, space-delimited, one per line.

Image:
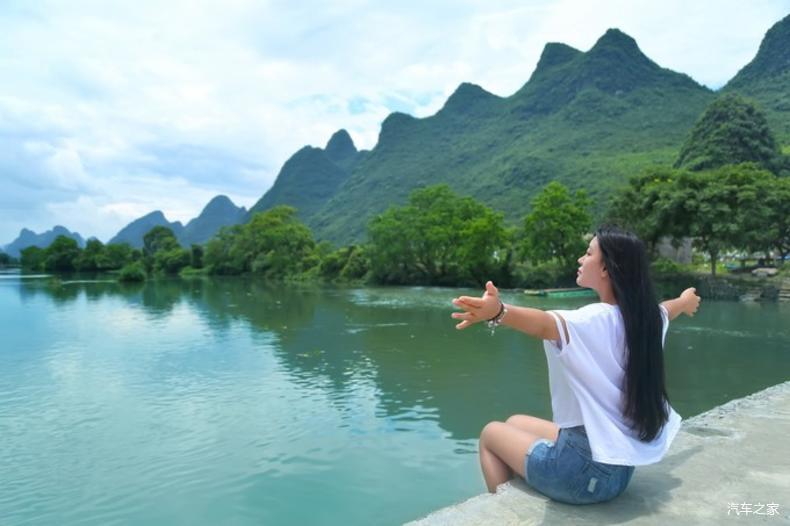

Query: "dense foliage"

xmin=674 ymin=94 xmax=785 ymax=174
xmin=140 ymin=226 xmax=191 ymax=275
xmin=20 ymin=237 xmax=139 ymax=273
xmin=522 ymin=182 xmax=591 ymax=271
xmin=204 ymin=206 xmax=320 ymax=279
xmin=367 ymin=185 xmax=511 ymax=286
xmin=608 ymin=163 xmax=787 ymax=275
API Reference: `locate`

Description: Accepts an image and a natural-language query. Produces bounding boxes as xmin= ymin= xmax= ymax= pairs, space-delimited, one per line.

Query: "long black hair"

xmin=595 ymin=226 xmax=669 ymax=442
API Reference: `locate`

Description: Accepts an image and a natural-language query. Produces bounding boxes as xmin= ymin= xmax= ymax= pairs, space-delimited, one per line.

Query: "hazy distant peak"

xmin=3 ymin=225 xmax=85 ymax=257
xmin=141 ymin=210 xmax=168 ymax=221
xmin=203 ymin=195 xmax=237 ymax=211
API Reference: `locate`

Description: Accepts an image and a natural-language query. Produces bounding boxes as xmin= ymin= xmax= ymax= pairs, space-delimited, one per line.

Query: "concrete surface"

xmin=407 ymin=381 xmax=790 ymax=525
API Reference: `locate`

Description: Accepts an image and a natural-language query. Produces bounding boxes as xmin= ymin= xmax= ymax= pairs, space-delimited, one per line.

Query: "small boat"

xmin=524 ymin=287 xmax=597 ymax=298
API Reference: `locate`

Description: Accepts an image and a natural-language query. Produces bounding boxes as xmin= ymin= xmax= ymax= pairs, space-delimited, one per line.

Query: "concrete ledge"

xmin=407 ymin=381 xmax=790 ymax=525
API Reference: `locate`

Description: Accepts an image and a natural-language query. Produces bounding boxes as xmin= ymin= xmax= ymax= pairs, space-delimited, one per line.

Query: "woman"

xmin=450 ymin=226 xmax=700 ymax=504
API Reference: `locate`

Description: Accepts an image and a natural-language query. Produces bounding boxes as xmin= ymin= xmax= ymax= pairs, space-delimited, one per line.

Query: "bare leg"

xmin=479 ymin=421 xmax=542 ymax=493
xmin=505 ymin=414 xmax=560 ymax=442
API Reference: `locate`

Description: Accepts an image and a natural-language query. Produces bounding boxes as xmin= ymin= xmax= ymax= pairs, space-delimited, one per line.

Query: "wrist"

xmin=486 ymin=301 xmax=508 ymax=334
xmin=487 ymin=300 xmax=505 ymax=322
xmin=680 ymin=296 xmax=691 ymax=311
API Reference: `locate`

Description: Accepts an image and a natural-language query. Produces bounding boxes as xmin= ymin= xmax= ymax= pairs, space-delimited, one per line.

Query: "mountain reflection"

xmin=16 ymin=276 xmax=790 ymax=440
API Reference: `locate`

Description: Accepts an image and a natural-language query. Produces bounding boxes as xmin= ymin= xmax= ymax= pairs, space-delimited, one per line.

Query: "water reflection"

xmin=14 ymin=276 xmax=790 ymax=441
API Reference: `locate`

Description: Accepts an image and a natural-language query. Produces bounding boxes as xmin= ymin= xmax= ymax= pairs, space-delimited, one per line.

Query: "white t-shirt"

xmin=542 ymin=302 xmax=682 ymax=466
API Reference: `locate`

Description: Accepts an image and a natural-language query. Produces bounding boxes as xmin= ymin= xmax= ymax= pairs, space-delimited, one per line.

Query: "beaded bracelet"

xmin=486 ymin=301 xmax=508 ymax=335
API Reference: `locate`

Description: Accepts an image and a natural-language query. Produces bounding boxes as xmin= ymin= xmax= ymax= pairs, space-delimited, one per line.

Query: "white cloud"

xmin=0 ymin=0 xmax=787 ymax=244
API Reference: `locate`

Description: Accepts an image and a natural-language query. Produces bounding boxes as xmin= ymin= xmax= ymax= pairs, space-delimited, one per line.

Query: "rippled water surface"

xmin=1 ymin=272 xmax=788 ymax=525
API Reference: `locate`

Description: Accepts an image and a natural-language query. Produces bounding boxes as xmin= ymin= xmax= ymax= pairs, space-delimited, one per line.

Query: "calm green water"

xmin=1 ymin=272 xmax=788 ymax=525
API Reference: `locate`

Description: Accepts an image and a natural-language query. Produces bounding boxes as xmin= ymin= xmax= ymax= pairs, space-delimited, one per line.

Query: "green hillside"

xmin=309 ymin=28 xmax=714 ymax=244
xmin=250 ymin=16 xmax=789 ymax=246
xmin=247 ymin=129 xmax=363 ymax=222
xmin=675 ymin=93 xmax=784 ymax=173
xmin=724 ymin=14 xmax=790 ymax=143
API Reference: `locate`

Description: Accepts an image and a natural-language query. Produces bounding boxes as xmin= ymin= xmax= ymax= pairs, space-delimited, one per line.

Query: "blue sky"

xmin=1 ymin=0 xmax=788 ymax=244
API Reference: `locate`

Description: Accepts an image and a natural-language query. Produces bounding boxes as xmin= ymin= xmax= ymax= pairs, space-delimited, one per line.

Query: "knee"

xmin=505 ymin=414 xmax=521 ymax=426
xmin=480 ymin=421 xmax=503 ymax=444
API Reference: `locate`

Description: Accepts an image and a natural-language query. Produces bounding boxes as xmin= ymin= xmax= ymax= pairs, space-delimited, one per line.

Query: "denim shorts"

xmin=524 ymin=425 xmax=635 ymax=504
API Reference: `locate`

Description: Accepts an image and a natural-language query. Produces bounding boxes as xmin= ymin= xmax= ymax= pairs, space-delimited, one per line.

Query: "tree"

xmin=368 ymin=184 xmax=509 ymax=286
xmin=339 ymin=245 xmax=370 ymax=281
xmin=607 ymin=167 xmax=687 ymax=256
xmin=522 ymin=181 xmax=591 ymax=271
xmin=142 ymin=226 xmax=187 ymax=274
xmin=766 ymin=176 xmax=790 ymax=265
xmin=44 ymin=235 xmax=80 ymax=271
xmin=154 ymin=247 xmax=191 ymax=274
xmin=204 ymin=225 xmax=244 ymax=275
xmin=190 ymin=244 xmax=204 ymax=269
xmin=319 ymin=245 xmax=354 ymax=280
xmin=143 ymin=226 xmax=180 ymax=258
xmin=204 ymin=207 xmax=318 ymax=279
xmin=319 ymin=244 xmax=370 ymax=282
xmin=20 ymin=246 xmax=46 ymax=270
xmin=0 ymin=252 xmax=10 ymax=266
xmin=243 ymin=206 xmax=317 ymax=279
xmin=101 ymin=243 xmax=135 ymax=270
xmin=722 ymin=164 xmax=776 ymax=259
xmin=675 ymin=94 xmax=783 ymax=174
xmin=118 ymin=261 xmax=146 ymax=282
xmin=76 ymin=239 xmax=104 ymax=271
xmin=675 ymin=164 xmax=776 ymax=276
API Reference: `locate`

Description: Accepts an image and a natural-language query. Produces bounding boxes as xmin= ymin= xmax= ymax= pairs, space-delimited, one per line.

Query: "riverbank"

xmin=656 ymin=272 xmax=790 ymax=302
xmin=407 ymin=381 xmax=790 ymax=525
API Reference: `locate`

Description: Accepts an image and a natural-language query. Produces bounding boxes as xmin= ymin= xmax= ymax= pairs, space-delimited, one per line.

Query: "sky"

xmin=1 ymin=0 xmax=788 ymax=245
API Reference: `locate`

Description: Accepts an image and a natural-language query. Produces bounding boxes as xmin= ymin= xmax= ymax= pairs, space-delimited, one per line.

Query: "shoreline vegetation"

xmin=4 ymin=164 xmax=789 ymax=298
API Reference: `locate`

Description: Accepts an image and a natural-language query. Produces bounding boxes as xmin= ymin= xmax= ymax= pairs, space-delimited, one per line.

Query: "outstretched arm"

xmin=451 ymin=281 xmax=560 ymax=341
xmin=661 ymin=287 xmax=701 ymax=321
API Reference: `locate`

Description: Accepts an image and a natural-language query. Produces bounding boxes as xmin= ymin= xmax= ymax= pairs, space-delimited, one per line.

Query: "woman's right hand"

xmin=451 ymin=281 xmax=502 ymax=330
xmin=680 ymin=287 xmax=701 ymax=317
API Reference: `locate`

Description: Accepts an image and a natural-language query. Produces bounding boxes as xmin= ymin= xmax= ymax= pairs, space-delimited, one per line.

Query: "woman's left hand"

xmin=451 ymin=281 xmax=501 ymax=330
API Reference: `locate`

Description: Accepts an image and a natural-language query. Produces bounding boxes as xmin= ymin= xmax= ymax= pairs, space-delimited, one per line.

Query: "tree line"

xmin=14 ymin=168 xmax=787 ymax=286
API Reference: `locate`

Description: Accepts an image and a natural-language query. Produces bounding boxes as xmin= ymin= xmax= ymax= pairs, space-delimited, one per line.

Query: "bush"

xmin=179 ymin=266 xmax=208 ymax=277
xmin=154 ymin=247 xmax=190 ymax=274
xmin=339 ymin=246 xmax=370 ymax=281
xmin=650 ymin=257 xmax=684 ymax=275
xmin=514 ymin=262 xmax=571 ymax=289
xmin=118 ymin=262 xmax=146 ymax=282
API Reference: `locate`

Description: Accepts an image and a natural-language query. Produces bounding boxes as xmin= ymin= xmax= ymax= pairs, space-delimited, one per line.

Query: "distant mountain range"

xmin=4 ymin=14 xmax=788 ymax=253
xmin=3 ymin=226 xmax=85 ymax=258
xmin=107 ymin=195 xmax=247 ymax=248
xmin=3 ymin=195 xmax=246 ymax=254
